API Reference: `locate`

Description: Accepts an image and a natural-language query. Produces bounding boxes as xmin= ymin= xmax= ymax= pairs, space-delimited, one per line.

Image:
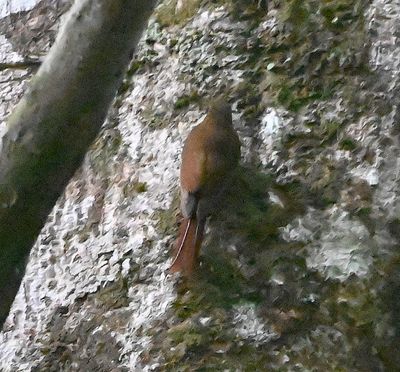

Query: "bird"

xmin=170 ymin=99 xmax=241 ymax=277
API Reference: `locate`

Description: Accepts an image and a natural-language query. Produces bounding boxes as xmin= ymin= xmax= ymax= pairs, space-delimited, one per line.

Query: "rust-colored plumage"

xmin=170 ymin=99 xmax=240 ymax=276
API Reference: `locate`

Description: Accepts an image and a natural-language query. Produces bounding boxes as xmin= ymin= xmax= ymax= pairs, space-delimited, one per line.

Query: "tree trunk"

xmin=0 ymin=0 xmax=156 ymax=327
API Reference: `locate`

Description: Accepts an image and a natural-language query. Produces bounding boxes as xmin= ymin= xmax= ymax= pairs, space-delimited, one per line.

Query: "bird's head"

xmin=208 ymin=97 xmax=232 ymax=125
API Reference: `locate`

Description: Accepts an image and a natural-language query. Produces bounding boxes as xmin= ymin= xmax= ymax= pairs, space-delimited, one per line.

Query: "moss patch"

xmin=157 ymin=191 xmax=180 ymax=235
xmin=174 ymin=91 xmax=201 ymax=110
xmin=156 ymin=0 xmax=204 ymax=27
xmin=260 ymin=0 xmax=370 ymax=112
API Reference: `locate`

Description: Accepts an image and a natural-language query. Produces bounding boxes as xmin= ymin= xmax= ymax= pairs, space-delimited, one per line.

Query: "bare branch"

xmin=0 ymin=0 xmax=157 ymax=327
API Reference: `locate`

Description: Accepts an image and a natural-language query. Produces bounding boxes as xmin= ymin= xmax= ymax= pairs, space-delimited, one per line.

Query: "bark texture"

xmin=0 ymin=0 xmax=156 ymax=325
xmin=1 ymin=0 xmax=400 ymax=371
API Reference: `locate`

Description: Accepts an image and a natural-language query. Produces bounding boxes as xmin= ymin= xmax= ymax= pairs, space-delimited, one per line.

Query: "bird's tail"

xmin=170 ymin=217 xmax=205 ymax=277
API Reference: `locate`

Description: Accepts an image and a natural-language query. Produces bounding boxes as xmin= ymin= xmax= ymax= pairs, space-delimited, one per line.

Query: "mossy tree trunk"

xmin=0 ymin=0 xmax=156 ymax=327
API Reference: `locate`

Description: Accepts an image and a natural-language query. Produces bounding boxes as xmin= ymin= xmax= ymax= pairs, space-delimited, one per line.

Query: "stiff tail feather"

xmin=170 ymin=217 xmax=205 ymax=277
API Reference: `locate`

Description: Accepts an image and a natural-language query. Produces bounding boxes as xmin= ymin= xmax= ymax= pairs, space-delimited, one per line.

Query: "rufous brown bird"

xmin=170 ymin=99 xmax=241 ymax=277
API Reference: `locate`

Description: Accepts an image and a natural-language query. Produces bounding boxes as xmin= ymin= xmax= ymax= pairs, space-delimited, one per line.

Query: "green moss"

xmin=157 ymin=191 xmax=180 ymax=234
xmin=277 ymin=84 xmax=292 ymax=106
xmin=134 ymin=182 xmax=147 ymax=193
xmin=140 ymin=100 xmax=172 ymax=130
xmin=121 ymin=181 xmax=148 ymax=200
xmin=117 ymin=80 xmax=131 ymax=95
xmin=156 ymin=0 xmax=203 ymax=27
xmin=223 ymin=0 xmax=265 ymax=22
xmin=339 ymin=137 xmax=357 ymax=151
xmin=196 ymin=256 xmax=249 ymax=307
xmin=171 ymin=254 xmax=248 ymax=318
xmin=319 ymin=121 xmax=341 ymax=144
xmin=260 ymin=0 xmax=370 ymax=112
xmin=234 ymin=80 xmax=263 ymax=122
xmin=356 ymin=207 xmax=372 ymax=217
xmin=88 ymin=128 xmax=122 ymax=178
xmin=169 ymin=38 xmax=178 ymax=49
xmin=167 ymin=320 xmax=208 ymax=346
xmin=160 ymin=308 xmax=236 ymax=369
xmin=93 ymin=275 xmax=130 ymax=309
xmin=172 ymin=291 xmax=206 ymax=320
xmin=320 ymin=0 xmax=364 ymax=31
xmin=126 ymin=60 xmax=146 ymax=76
xmin=274 ymin=80 xmax=328 ymax=111
xmin=174 ymin=91 xmax=201 ymax=110
xmin=283 ymin=0 xmax=310 ymax=32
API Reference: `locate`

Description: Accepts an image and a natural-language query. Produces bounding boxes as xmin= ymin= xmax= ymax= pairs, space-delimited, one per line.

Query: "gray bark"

xmin=0 ymin=0 xmax=156 ymax=326
xmin=2 ymin=0 xmax=400 ymax=370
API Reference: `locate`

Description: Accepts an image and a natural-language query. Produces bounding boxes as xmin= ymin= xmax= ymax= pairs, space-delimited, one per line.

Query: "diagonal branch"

xmin=0 ymin=0 xmax=157 ymax=327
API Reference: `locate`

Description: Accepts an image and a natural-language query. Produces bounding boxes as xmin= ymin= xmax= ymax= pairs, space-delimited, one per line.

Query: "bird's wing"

xmin=180 ymin=127 xmax=208 ymax=193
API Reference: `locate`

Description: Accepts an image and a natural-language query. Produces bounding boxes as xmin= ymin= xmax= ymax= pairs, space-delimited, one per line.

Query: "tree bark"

xmin=0 ymin=0 xmax=156 ymax=327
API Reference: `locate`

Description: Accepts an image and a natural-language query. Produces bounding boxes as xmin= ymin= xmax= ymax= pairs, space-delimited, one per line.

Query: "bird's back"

xmin=180 ymin=112 xmax=240 ymax=195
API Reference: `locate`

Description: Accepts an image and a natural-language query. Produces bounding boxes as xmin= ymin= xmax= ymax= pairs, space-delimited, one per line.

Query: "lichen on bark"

xmin=1 ymin=0 xmax=400 ymax=370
